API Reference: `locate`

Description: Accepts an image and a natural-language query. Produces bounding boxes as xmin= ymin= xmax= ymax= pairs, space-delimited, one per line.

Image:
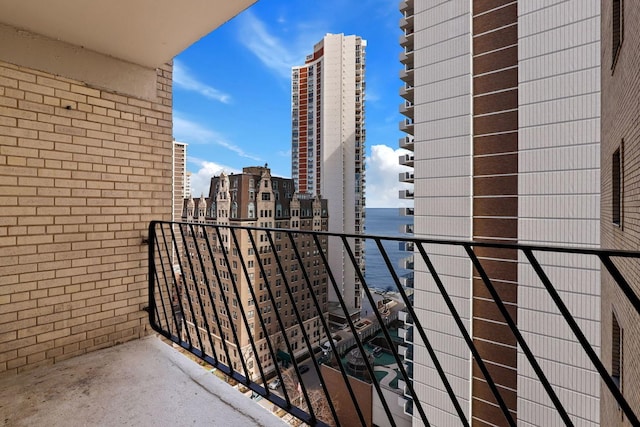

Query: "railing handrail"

xmin=148 ymin=220 xmax=640 ymax=427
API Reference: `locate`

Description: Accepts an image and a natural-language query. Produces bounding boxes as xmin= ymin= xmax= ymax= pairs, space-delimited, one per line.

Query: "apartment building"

xmin=399 ymin=1 xmax=601 ymax=425
xmin=291 ymin=34 xmax=366 ymax=319
xmin=600 ymin=0 xmax=640 ymax=425
xmin=173 ymin=141 xmax=188 ymax=222
xmin=181 ymin=166 xmax=329 ymax=377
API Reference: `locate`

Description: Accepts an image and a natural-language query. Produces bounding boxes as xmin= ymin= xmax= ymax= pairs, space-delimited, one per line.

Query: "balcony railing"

xmin=148 ymin=221 xmax=640 ymax=426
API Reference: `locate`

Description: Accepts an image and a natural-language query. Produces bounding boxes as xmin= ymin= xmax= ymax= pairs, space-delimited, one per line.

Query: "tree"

xmin=280 ymin=367 xmax=337 ymax=426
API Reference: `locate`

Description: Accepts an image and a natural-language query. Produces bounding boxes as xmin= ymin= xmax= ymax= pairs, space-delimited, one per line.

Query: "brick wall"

xmin=601 ymin=0 xmax=640 ymax=425
xmin=0 ymin=60 xmax=173 ymax=375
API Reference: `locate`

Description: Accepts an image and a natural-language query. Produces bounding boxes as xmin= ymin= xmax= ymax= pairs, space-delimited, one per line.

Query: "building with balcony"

xmin=398 ymin=1 xmax=602 ymax=425
xmin=600 ymin=0 xmax=640 ymax=424
xmin=181 ymin=166 xmax=329 ymax=378
xmin=291 ymin=33 xmax=367 ymax=319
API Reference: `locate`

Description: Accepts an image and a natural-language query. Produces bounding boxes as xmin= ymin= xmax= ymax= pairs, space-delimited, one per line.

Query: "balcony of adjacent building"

xmin=399 ymin=135 xmax=415 ymax=151
xmin=399 ymin=30 xmax=414 ymax=51
xmin=399 ymin=207 xmax=414 ymax=217
xmin=399 ymin=223 xmax=414 ymax=234
xmin=399 ymin=48 xmax=414 ymax=69
xmin=399 ymin=118 xmax=414 ymax=134
xmin=398 ymin=189 xmax=414 ymax=200
xmin=399 ymin=66 xmax=414 ymax=84
xmin=399 ymin=100 xmax=414 ymax=118
xmin=398 ymin=153 xmax=415 ymax=167
xmin=399 ymin=13 xmax=414 ymax=31
xmin=398 ymin=171 xmax=414 ymax=184
xmin=399 ymin=0 xmax=414 ymax=15
xmin=399 ymin=84 xmax=414 ymax=103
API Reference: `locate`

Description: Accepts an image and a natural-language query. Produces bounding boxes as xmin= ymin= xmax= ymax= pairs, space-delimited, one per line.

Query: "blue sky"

xmin=173 ymin=0 xmax=411 ymax=207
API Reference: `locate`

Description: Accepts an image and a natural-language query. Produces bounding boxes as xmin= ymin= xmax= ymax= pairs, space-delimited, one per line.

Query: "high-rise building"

xmin=173 ymin=141 xmax=188 ymax=222
xmin=600 ymin=0 xmax=640 ymax=424
xmin=399 ymin=1 xmax=601 ymax=425
xmin=291 ymin=33 xmax=367 ymax=319
xmin=180 ymin=166 xmax=329 ymax=377
xmin=184 ymin=171 xmax=192 ymax=198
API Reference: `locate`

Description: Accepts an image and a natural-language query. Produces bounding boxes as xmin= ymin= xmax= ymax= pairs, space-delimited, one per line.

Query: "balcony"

xmin=399 ymin=273 xmax=414 ymax=289
xmin=399 ymin=66 xmax=414 ymax=83
xmin=399 ymin=256 xmax=414 ymax=270
xmin=399 ymin=241 xmax=414 ymax=252
xmin=2 ymin=221 xmax=640 ymax=426
xmin=399 ymin=136 xmax=415 ymax=151
xmin=399 ymin=49 xmax=414 ymax=68
xmin=399 ymin=171 xmax=414 ymax=184
xmin=399 ymin=31 xmax=414 ymax=50
xmin=399 ymin=189 xmax=414 ymax=199
xmin=399 ymin=85 xmax=414 ymax=102
xmin=399 ymin=101 xmax=414 ymax=118
xmin=400 ymin=223 xmax=414 ymax=234
xmin=399 ymin=118 xmax=414 ymax=134
xmin=399 ymin=14 xmax=414 ymax=30
xmin=399 ymin=207 xmax=414 ymax=216
xmin=399 ymin=0 xmax=414 ymax=14
xmin=398 ymin=153 xmax=414 ymax=167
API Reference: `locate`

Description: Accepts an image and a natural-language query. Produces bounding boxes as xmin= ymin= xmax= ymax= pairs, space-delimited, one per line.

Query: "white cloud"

xmin=173 ymin=60 xmax=231 ymax=103
xmin=188 ymin=157 xmax=240 ymax=197
xmin=236 ymin=11 xmax=324 ymax=79
xmin=365 ymin=144 xmax=413 ymax=208
xmin=173 ymin=112 xmax=262 ymax=161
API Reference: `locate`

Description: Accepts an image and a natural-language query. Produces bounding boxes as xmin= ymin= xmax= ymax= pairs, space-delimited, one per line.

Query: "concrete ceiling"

xmin=0 ymin=0 xmax=256 ymax=68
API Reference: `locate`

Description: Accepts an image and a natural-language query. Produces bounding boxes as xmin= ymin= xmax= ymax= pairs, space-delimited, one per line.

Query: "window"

xmin=611 ymin=312 xmax=622 ymax=389
xmin=612 ymin=148 xmax=622 ymax=225
xmin=612 ymin=0 xmax=623 ymax=66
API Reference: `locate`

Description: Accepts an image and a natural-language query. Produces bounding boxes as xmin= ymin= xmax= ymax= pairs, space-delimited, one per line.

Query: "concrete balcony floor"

xmin=0 ymin=335 xmax=287 ymax=427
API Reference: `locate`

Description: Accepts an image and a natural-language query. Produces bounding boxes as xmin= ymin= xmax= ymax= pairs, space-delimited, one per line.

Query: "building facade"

xmin=173 ymin=141 xmax=188 ymax=223
xmin=291 ymin=34 xmax=366 ymax=317
xmin=600 ymin=0 xmax=640 ymax=424
xmin=181 ymin=166 xmax=329 ymax=377
xmin=399 ymin=1 xmax=601 ymax=425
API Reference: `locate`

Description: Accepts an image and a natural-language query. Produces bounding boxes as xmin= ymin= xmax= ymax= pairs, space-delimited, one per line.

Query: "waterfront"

xmin=364 ymin=208 xmax=412 ymax=292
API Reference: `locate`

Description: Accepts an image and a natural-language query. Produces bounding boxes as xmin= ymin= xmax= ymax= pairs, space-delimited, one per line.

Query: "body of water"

xmin=363 ymin=208 xmax=412 ymax=291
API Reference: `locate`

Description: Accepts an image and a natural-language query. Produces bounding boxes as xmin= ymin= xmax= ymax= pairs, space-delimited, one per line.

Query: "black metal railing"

xmin=148 ymin=220 xmax=640 ymax=427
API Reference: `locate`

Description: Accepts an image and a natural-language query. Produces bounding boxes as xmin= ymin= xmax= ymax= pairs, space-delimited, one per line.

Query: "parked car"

xmin=268 ymin=379 xmax=281 ymax=389
xmin=299 ymin=364 xmax=310 ymax=374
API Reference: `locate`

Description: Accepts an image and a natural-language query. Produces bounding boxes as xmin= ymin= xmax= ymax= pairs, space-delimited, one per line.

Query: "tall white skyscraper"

xmin=399 ymin=1 xmax=601 ymax=426
xmin=292 ymin=33 xmax=366 ymax=316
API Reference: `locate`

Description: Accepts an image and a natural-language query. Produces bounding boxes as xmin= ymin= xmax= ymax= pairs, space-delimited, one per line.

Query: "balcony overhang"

xmin=0 ymin=0 xmax=256 ymax=69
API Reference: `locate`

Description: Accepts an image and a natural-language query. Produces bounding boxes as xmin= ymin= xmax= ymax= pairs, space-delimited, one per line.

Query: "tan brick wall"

xmin=0 ymin=60 xmax=173 ymax=375
xmin=601 ymin=1 xmax=640 ymax=424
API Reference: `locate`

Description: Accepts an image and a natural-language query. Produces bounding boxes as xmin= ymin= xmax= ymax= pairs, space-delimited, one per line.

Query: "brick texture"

xmin=0 ymin=60 xmax=173 ymax=375
xmin=601 ymin=1 xmax=640 ymax=425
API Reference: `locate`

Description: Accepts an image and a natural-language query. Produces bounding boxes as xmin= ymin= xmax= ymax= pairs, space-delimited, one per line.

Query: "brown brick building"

xmin=601 ymin=0 xmax=640 ymax=424
xmin=180 ymin=166 xmax=329 ymax=377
